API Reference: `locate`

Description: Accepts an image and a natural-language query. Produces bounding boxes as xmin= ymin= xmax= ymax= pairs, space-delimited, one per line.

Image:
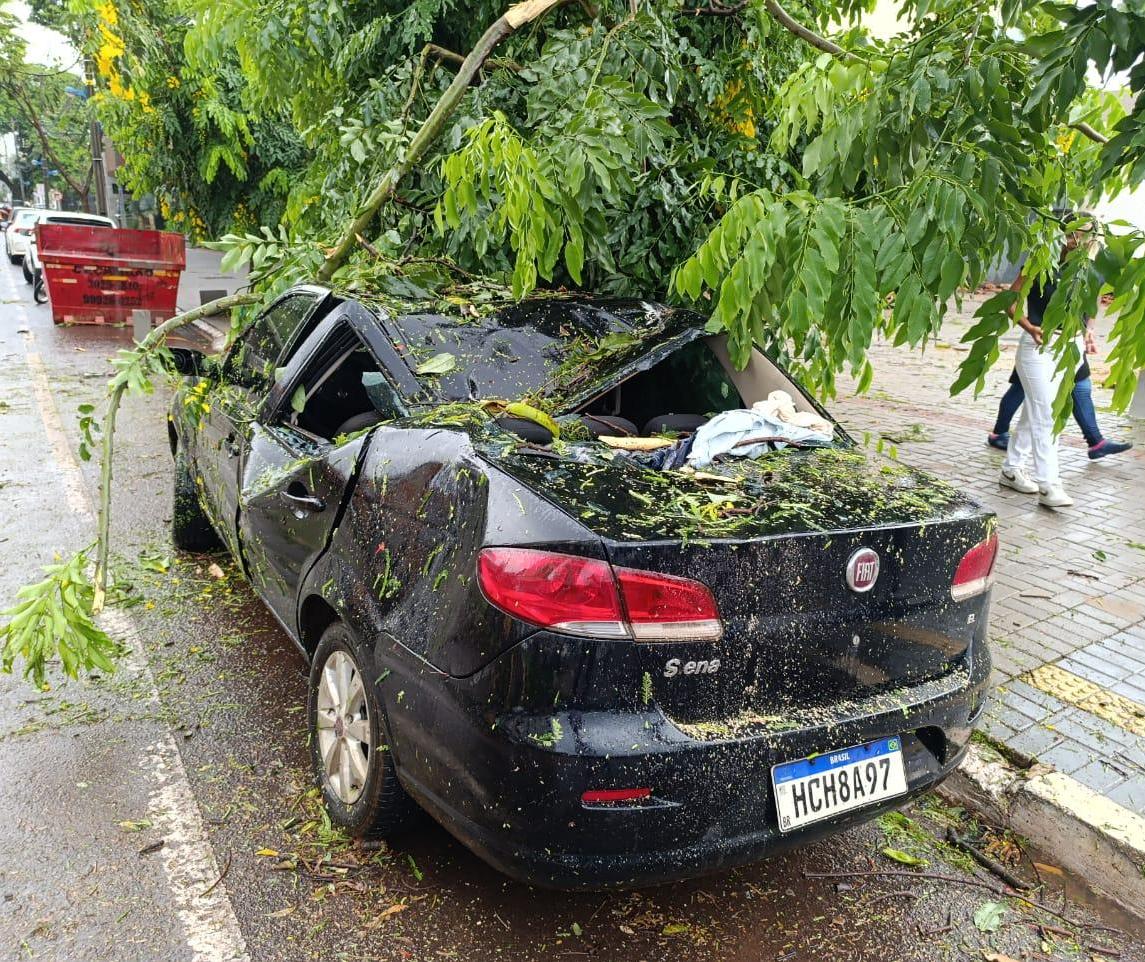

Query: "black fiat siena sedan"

xmin=168 ymin=286 xmax=995 ymax=888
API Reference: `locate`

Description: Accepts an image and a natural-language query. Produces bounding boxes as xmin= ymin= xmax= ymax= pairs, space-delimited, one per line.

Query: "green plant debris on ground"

xmin=973 ymin=900 xmax=1007 ymax=933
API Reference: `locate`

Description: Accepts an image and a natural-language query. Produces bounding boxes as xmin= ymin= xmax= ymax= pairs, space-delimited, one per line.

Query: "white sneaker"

xmin=1038 ymin=484 xmax=1074 ymax=508
xmin=1000 ymin=467 xmax=1038 ymax=494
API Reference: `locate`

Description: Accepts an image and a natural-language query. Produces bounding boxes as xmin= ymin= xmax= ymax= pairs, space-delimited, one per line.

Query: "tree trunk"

xmin=0 ymin=166 xmax=18 ymax=199
xmin=2 ymin=79 xmax=91 ymax=201
xmin=80 ymin=163 xmax=94 ymax=212
xmin=316 ymin=0 xmax=564 ymax=283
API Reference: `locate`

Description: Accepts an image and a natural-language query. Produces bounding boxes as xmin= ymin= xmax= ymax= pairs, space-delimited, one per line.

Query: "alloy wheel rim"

xmin=315 ymin=649 xmax=372 ymax=805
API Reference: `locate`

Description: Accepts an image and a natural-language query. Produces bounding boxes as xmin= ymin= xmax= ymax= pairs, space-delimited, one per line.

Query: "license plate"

xmin=772 ymin=736 xmax=907 ymax=833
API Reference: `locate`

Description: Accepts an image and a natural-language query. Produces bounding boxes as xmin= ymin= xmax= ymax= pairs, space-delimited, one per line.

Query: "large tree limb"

xmin=316 ymin=0 xmax=563 ymax=284
xmin=763 ymin=0 xmax=848 ymax=56
xmin=92 ymin=291 xmax=261 ymax=609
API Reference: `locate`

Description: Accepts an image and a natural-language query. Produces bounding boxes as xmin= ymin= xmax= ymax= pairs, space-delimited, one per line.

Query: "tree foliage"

xmin=7 ymin=0 xmax=1145 ymax=687
xmin=53 ymin=0 xmax=308 ymax=237
xmin=176 ymin=0 xmax=1144 ymax=411
xmin=38 ymin=0 xmax=1145 ymax=408
xmin=0 ymin=11 xmax=93 ymax=205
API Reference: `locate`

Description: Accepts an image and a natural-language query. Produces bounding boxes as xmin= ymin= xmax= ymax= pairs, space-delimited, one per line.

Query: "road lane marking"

xmin=5 ymin=268 xmax=250 ymax=962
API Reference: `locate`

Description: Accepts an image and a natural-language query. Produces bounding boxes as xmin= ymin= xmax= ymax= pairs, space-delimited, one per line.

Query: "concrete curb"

xmin=937 ymin=742 xmax=1145 ymax=922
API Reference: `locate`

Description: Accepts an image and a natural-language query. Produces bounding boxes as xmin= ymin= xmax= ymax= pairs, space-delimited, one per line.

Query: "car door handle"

xmin=280 ymin=488 xmax=326 ymax=513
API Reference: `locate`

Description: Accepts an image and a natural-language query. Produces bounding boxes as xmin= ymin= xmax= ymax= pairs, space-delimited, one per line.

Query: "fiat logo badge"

xmin=846 ymin=548 xmax=880 ymax=593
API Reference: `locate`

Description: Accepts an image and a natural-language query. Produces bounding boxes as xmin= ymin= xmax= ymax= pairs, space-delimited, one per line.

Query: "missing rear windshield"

xmin=575 ymin=339 xmax=745 ymax=438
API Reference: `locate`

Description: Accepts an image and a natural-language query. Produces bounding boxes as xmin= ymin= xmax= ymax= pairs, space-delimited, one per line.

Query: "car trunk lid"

xmin=485 ymin=443 xmax=992 ymax=722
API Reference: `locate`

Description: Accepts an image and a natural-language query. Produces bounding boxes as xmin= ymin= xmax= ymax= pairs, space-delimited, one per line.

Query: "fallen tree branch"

xmin=200 ymin=851 xmax=234 ymax=897
xmin=945 ymin=829 xmax=1033 ymax=892
xmin=802 ymin=866 xmax=1122 ymax=935
xmin=1070 ymin=121 xmax=1108 ymax=145
xmin=317 ymin=0 xmax=564 ymax=284
xmin=758 ymin=1 xmax=1112 ymax=146
xmin=763 ymin=0 xmax=849 ymax=57
xmin=92 ymin=291 xmax=261 ymax=609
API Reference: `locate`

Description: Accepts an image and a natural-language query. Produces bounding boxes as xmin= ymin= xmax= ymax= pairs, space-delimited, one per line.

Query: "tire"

xmin=33 ymin=276 xmax=47 ymax=304
xmin=21 ymin=259 xmax=32 ymax=283
xmin=8 ymin=253 xmax=19 ymax=265
xmin=172 ymin=447 xmax=222 ymax=551
xmin=308 ymin=623 xmax=418 ymax=839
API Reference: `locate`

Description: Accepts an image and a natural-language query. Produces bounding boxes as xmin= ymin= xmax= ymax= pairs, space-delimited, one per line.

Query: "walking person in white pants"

xmin=999 ymin=231 xmax=1088 ymax=509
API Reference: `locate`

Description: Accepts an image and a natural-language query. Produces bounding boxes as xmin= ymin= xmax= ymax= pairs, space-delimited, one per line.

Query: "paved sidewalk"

xmin=830 ymin=291 xmax=1145 ymax=816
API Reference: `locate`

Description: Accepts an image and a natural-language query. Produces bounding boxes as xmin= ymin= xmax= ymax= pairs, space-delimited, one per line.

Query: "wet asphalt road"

xmin=0 ymin=257 xmax=1143 ymax=962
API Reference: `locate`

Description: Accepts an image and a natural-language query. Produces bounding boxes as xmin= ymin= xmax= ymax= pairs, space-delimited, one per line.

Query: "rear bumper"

xmin=394 ymin=646 xmax=991 ymax=890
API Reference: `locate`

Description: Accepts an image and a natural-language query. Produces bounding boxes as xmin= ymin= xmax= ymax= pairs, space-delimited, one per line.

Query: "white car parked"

xmin=5 ymin=208 xmax=42 ymax=263
xmin=24 ymin=210 xmax=117 ymax=285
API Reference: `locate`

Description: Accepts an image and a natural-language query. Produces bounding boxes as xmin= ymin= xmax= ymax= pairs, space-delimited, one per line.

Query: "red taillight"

xmin=951 ymin=533 xmax=998 ymax=602
xmin=477 ymin=548 xmax=722 ymax=642
xmin=477 ymin=547 xmax=628 ymax=639
xmin=614 ymin=566 xmax=722 ymax=641
xmin=581 ymin=787 xmax=652 ymax=805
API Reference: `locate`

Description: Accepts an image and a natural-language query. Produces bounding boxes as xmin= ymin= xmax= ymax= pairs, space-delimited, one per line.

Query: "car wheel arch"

xmin=298 ymin=593 xmax=341 ymax=659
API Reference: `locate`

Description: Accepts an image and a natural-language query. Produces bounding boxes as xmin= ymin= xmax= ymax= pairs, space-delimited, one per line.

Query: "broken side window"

xmin=224 ymin=293 xmax=317 ymax=395
xmin=280 ymin=327 xmax=403 ymax=443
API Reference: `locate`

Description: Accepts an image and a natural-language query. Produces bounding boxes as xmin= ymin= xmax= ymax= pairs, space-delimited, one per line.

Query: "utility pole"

xmin=84 ymin=59 xmax=109 ymax=217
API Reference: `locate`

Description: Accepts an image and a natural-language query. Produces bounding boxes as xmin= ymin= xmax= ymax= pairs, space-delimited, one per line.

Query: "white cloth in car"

xmin=753 ymin=390 xmax=833 ymax=435
xmin=686 ymin=391 xmax=834 ymax=468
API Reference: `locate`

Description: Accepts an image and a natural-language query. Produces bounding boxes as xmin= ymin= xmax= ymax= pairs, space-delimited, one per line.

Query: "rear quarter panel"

xmin=298 ymin=425 xmax=599 ymax=797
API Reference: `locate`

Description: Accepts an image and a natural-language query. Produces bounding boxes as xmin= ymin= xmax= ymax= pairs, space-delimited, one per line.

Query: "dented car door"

xmin=194 ymin=292 xmax=322 ymax=556
xmin=237 ymin=312 xmax=402 ymax=629
xmin=238 ymin=424 xmax=367 ymax=629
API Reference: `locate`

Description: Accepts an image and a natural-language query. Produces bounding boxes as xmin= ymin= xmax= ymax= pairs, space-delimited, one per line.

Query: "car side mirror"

xmin=169 ymin=347 xmax=214 ymax=378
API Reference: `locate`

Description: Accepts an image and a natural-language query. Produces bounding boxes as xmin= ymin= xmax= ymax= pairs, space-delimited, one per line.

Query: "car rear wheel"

xmin=171 ymin=447 xmax=221 ymax=551
xmin=21 ymin=259 xmax=32 ymax=283
xmin=308 ymin=624 xmax=418 ymax=839
xmin=8 ymin=253 xmax=18 ymax=265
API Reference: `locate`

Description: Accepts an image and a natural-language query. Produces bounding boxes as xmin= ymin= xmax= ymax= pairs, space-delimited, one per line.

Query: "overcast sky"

xmin=5 ymin=0 xmax=81 ymax=76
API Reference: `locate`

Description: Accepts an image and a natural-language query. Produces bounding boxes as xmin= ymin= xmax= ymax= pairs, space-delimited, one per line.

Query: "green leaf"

xmin=503 ymin=401 xmax=560 ymax=440
xmin=973 ymin=900 xmax=1006 ymax=933
xmin=290 ymin=385 xmax=307 ymax=413
xmin=937 ymin=250 xmax=964 ymax=300
xmin=564 ymin=225 xmax=585 ymax=285
xmin=881 ymin=847 xmax=928 ymax=867
xmin=415 ymin=353 xmax=458 ymax=376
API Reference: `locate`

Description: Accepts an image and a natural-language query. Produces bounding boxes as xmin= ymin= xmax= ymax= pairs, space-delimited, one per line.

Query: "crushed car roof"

xmin=368 ymin=296 xmax=703 ymax=406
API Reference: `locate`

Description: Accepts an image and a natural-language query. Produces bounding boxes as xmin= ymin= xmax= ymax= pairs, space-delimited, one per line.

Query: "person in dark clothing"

xmin=987 ymin=351 xmax=1133 ymax=460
